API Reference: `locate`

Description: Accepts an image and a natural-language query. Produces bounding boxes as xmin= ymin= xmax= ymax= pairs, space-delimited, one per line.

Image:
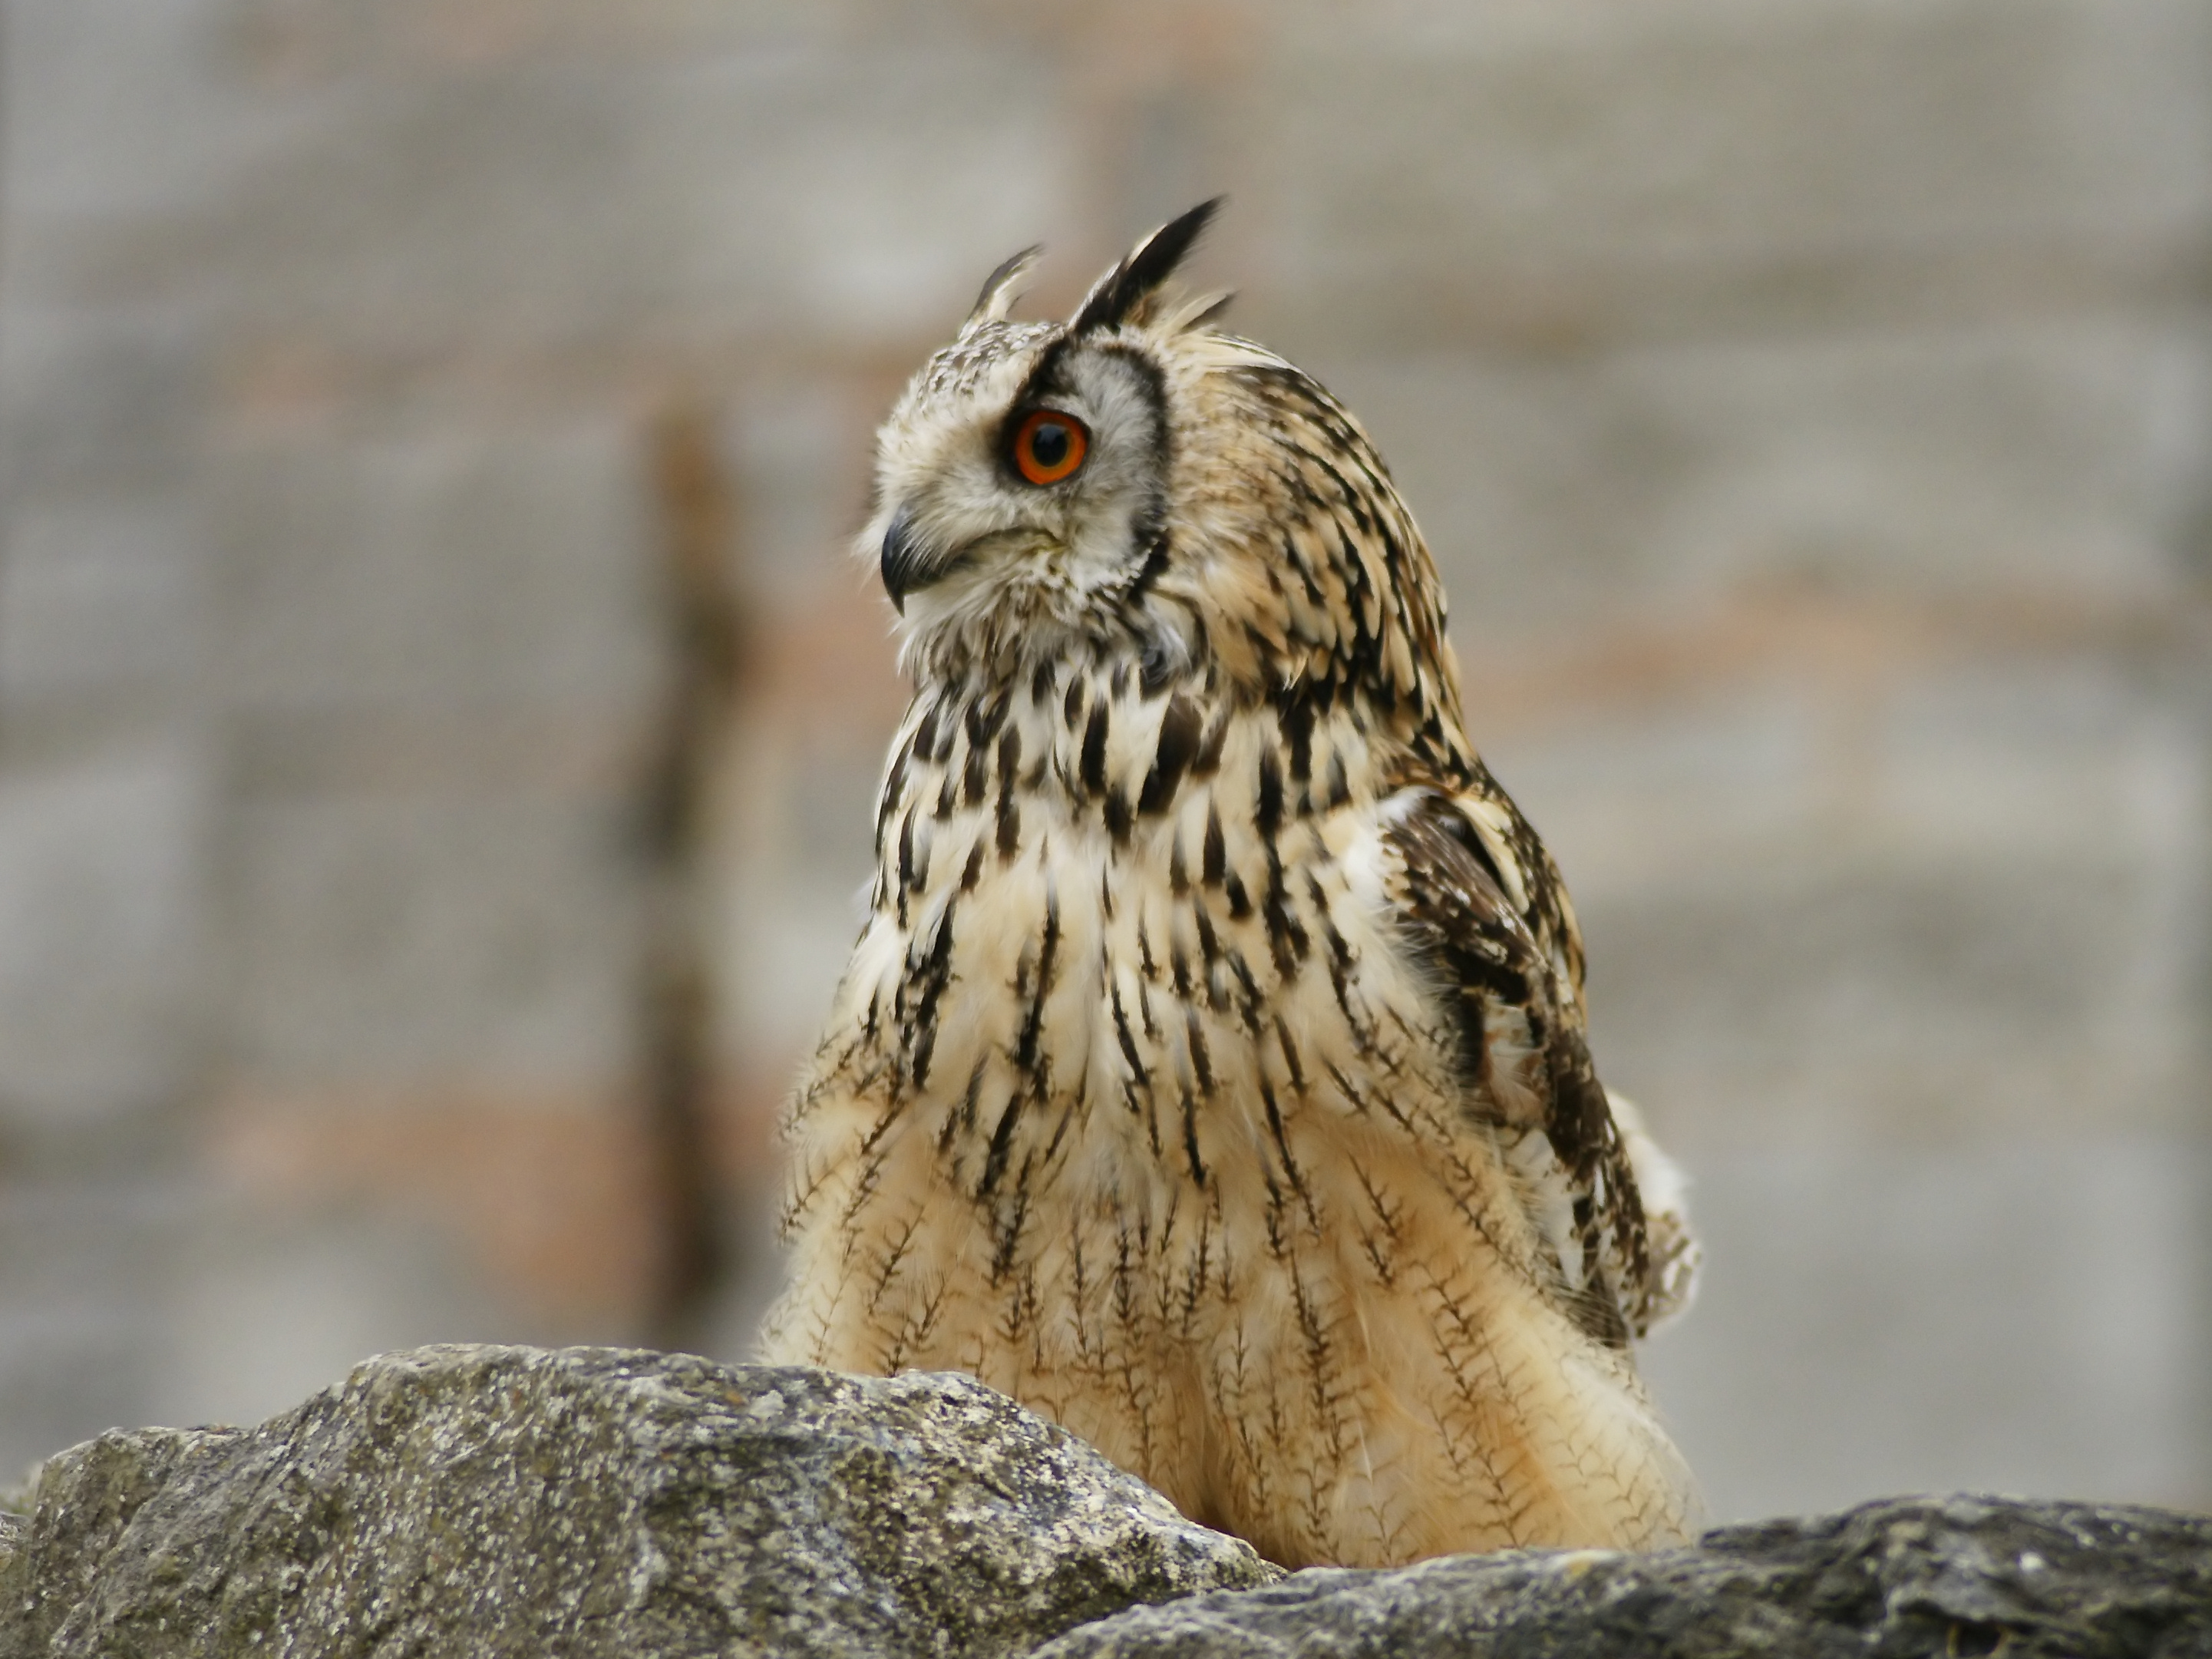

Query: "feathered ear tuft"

xmin=1069 ymin=198 xmax=1223 ymax=336
xmin=963 ymin=244 xmax=1043 ymax=331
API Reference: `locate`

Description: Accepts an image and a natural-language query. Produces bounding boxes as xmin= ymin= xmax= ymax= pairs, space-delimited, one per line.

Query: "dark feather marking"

xmin=1223 ymin=871 xmax=1252 ymax=920
xmin=1180 ymin=1082 xmax=1207 ymax=1187
xmin=906 ymin=892 xmax=961 ymax=1089
xmin=1042 ymin=1073 xmax=1085 ymax=1165
xmin=1260 ymin=1079 xmax=1317 ymax=1230
xmin=1323 ymin=746 xmax=1350 ymax=811
xmin=1256 ymin=748 xmax=1285 ymax=837
xmin=1261 ymin=845 xmax=1309 ymax=975
xmin=1139 ymin=695 xmax=1203 ymax=815
xmin=1280 ymin=695 xmax=1316 ymax=785
xmin=1111 ymin=982 xmax=1144 ymax=1079
xmin=1286 ymin=1255 xmax=1342 ymax=1468
xmin=1202 ymin=806 xmax=1227 ymax=885
xmin=1274 ymin=1015 xmax=1309 ymax=1095
xmin=968 ymin=243 xmax=1042 ymax=322
xmin=1128 ymin=537 xmax=1173 ymax=616
xmin=913 ymin=700 xmax=943 ymax=763
xmin=1014 ymin=890 xmax=1061 ymax=1074
xmin=936 ymin=1056 xmax=988 ymax=1154
xmin=1071 ymin=197 xmax=1222 ymax=335
xmin=896 ymin=810 xmax=916 ymax=927
xmin=876 ymin=743 xmax=912 ymax=854
xmin=1322 ymin=912 xmax=1356 ymax=1023
xmin=1193 ymin=901 xmax=1223 ymax=977
xmin=1262 ymin=1170 xmax=1287 ymax=1260
xmin=1104 ymin=786 xmax=1134 ymax=844
xmin=1185 ymin=1006 xmax=1215 ymax=1097
xmin=964 ymin=690 xmax=1005 ymax=752
xmin=962 ymin=741 xmax=988 ymax=809
xmin=1193 ymin=713 xmax=1230 ymax=778
xmin=1081 ymin=703 xmax=1110 ymax=796
xmin=1227 ymin=950 xmax=1264 ymax=1031
xmin=979 ymin=1086 xmax=1024 ymax=1199
xmin=995 ymin=726 xmax=1022 ymax=860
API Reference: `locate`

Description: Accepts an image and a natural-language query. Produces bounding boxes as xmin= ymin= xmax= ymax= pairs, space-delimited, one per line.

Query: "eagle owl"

xmin=758 ymin=201 xmax=1702 ymax=1568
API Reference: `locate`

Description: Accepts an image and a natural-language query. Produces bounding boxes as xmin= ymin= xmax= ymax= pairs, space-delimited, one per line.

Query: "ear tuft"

xmin=964 ymin=244 xmax=1043 ymax=330
xmin=1070 ymin=198 xmax=1223 ymax=336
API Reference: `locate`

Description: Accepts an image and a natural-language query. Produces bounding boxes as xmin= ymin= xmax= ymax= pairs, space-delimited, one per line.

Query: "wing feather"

xmin=1383 ymin=786 xmax=1692 ymax=1343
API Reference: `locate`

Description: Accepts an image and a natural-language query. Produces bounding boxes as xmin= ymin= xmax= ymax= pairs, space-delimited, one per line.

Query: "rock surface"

xmin=0 ymin=1344 xmax=1277 ymax=1657
xmin=4 ymin=1345 xmax=2207 ymax=1659
xmin=1032 ymin=1495 xmax=2212 ymax=1658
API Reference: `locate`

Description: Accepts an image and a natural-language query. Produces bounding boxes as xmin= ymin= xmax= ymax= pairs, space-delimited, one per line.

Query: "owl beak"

xmin=879 ymin=505 xmax=929 ymax=614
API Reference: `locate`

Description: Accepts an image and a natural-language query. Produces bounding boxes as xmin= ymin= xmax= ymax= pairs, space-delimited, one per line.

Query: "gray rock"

xmin=1031 ymin=1495 xmax=2212 ymax=1658
xmin=0 ymin=1343 xmax=1278 ymax=1658
xmin=8 ymin=1345 xmax=2206 ymax=1658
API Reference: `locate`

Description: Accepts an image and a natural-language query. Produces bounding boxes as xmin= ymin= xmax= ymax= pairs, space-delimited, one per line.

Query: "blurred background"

xmin=2 ymin=0 xmax=2209 ymax=1526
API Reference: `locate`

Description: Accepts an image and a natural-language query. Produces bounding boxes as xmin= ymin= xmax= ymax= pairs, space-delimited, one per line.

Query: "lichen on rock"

xmin=8 ymin=1345 xmax=2209 ymax=1658
xmin=1028 ymin=1493 xmax=2212 ymax=1658
xmin=0 ymin=1344 xmax=1278 ymax=1658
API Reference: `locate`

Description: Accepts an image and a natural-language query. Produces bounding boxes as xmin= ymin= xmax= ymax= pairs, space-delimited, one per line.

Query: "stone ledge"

xmin=0 ymin=1344 xmax=1276 ymax=1657
xmin=3 ymin=1343 xmax=2204 ymax=1658
xmin=1036 ymin=1495 xmax=2212 ymax=1658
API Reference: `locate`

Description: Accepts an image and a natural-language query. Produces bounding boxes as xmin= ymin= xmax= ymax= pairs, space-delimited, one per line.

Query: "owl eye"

xmin=1011 ymin=409 xmax=1089 ymax=486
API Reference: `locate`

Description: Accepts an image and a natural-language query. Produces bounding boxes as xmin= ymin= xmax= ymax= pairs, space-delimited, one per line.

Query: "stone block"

xmin=226 ymin=792 xmax=642 ymax=1086
xmin=1252 ymin=0 xmax=2212 ymax=349
xmin=5 ymin=0 xmax=263 ymax=225
xmin=1487 ymin=648 xmax=2207 ymax=1143
xmin=0 ymin=501 xmax=204 ymax=706
xmin=181 ymin=47 xmax=1077 ymax=359
xmin=1640 ymin=1137 xmax=2212 ymax=1521
xmin=0 ymin=307 xmax=203 ymax=495
xmin=0 ymin=750 xmax=207 ymax=1129
xmin=721 ymin=374 xmax=880 ymax=604
xmin=213 ymin=420 xmax=662 ymax=721
xmin=150 ymin=1202 xmax=543 ymax=1437
xmin=1580 ymin=847 xmax=2188 ymax=1144
xmin=0 ymin=1173 xmax=170 ymax=1479
xmin=1323 ymin=319 xmax=2207 ymax=655
xmin=710 ymin=735 xmax=880 ymax=1065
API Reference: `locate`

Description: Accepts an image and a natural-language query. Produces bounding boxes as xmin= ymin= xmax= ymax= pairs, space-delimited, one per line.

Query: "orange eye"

xmin=1012 ymin=409 xmax=1089 ymax=486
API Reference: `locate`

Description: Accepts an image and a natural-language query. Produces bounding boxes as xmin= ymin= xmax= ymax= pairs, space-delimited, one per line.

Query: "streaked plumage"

xmin=758 ymin=203 xmax=1702 ymax=1568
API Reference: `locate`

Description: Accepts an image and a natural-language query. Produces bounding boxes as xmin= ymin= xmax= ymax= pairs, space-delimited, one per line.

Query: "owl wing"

xmin=1382 ymin=786 xmax=1697 ymax=1344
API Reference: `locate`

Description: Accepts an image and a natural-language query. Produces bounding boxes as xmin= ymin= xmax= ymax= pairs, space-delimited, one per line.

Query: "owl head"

xmin=862 ymin=200 xmax=1462 ymax=733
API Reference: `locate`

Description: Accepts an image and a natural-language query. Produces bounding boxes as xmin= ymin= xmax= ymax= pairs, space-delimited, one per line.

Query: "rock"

xmin=1029 ymin=1495 xmax=2212 ymax=1658
xmin=0 ymin=1344 xmax=1278 ymax=1658
xmin=8 ymin=1348 xmax=2206 ymax=1658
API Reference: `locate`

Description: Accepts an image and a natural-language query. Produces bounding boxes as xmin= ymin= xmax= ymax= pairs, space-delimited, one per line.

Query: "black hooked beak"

xmin=879 ymin=506 xmax=930 ymax=614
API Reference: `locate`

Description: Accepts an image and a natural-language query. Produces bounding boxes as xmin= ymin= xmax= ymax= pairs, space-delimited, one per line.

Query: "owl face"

xmin=869 ymin=325 xmax=1171 ymax=631
xmin=859 ymin=205 xmax=1240 ymax=683
xmin=860 ymin=201 xmax=1461 ymax=728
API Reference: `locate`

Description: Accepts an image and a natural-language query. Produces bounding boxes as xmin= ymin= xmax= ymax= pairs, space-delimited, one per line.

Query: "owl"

xmin=758 ymin=201 xmax=1703 ymax=1569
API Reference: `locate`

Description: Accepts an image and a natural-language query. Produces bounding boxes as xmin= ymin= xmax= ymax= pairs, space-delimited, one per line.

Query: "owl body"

xmin=760 ymin=206 xmax=1702 ymax=1568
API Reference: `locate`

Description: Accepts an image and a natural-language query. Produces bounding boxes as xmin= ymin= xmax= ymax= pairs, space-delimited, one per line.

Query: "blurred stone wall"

xmin=1 ymin=0 xmax=2207 ymax=1524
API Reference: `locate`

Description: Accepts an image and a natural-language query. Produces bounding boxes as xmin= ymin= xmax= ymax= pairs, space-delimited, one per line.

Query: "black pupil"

xmin=1028 ymin=419 xmax=1069 ymax=471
